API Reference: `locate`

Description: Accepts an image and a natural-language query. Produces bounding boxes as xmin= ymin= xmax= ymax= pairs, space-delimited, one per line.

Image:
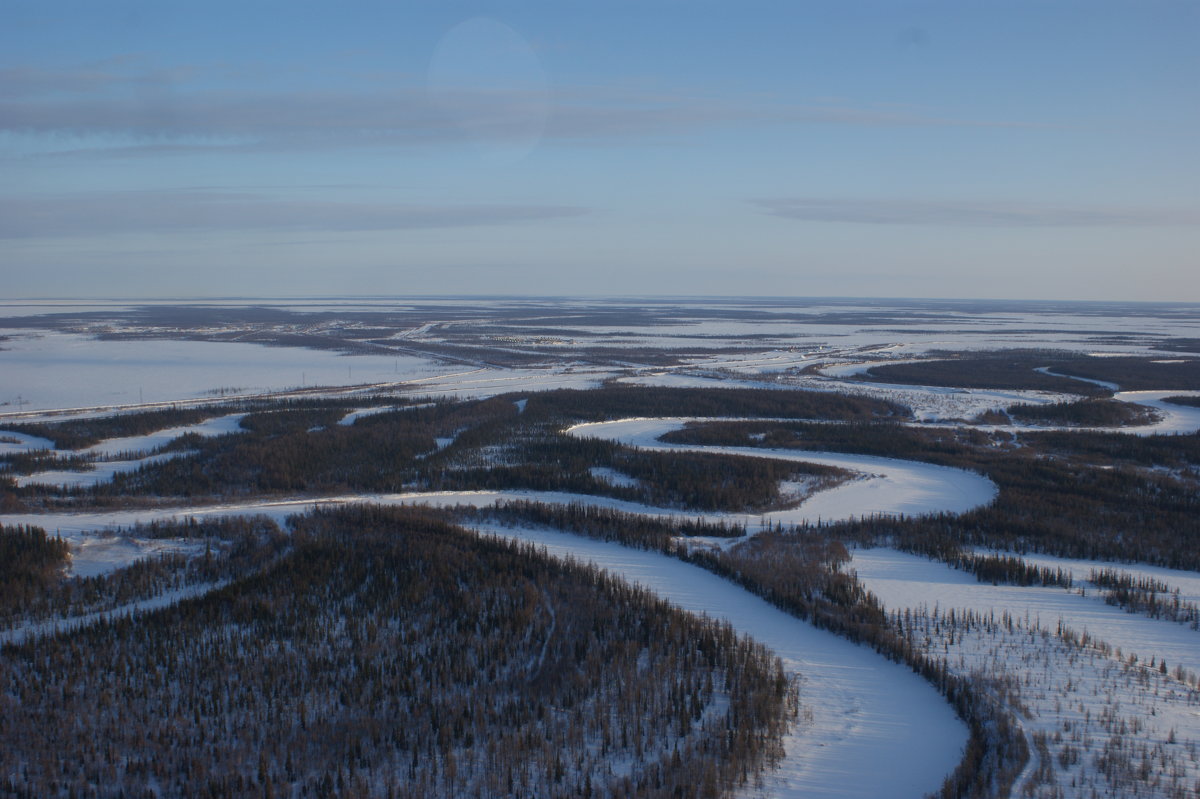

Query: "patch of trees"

xmin=1090 ymin=568 xmax=1200 ymax=628
xmin=860 ymin=352 xmax=1108 ymax=396
xmin=0 ymin=506 xmax=796 ymax=798
xmin=1 ymin=516 xmax=288 ymax=634
xmin=55 ymin=398 xmax=518 ymax=499
xmin=435 ymin=434 xmax=848 ymax=512
xmin=948 ymin=552 xmax=1073 ymax=588
xmin=829 ymin=454 xmax=1200 ymax=570
xmin=0 ymin=525 xmax=70 ymax=616
xmin=1164 ymin=395 xmax=1200 ymax=408
xmin=0 ymin=450 xmax=93 ymax=476
xmin=1021 ymin=428 xmax=1200 ymax=470
xmin=520 ymin=386 xmax=907 ymax=423
xmin=865 ymin=351 xmax=1200 ymax=393
xmin=4 ymin=407 xmax=225 ymax=450
xmin=1049 ymin=356 xmax=1200 ymax=391
xmin=1005 ymin=399 xmax=1160 ymax=427
xmin=667 ymin=420 xmax=1200 ymax=569
xmin=1159 ymin=338 xmax=1200 ymax=354
xmin=472 ymin=501 xmax=748 ymax=553
xmin=661 ymin=419 xmax=987 ymax=463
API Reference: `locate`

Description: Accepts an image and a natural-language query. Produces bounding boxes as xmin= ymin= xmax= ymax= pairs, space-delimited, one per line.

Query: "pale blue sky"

xmin=2 ymin=1 xmax=1197 ymax=300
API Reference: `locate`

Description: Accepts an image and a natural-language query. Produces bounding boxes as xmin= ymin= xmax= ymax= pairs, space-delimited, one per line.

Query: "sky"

xmin=2 ymin=1 xmax=1198 ymax=301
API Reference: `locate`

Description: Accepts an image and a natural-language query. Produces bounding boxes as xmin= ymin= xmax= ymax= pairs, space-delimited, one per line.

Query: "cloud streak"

xmin=753 ymin=197 xmax=1200 ymax=228
xmin=1 ymin=62 xmax=1043 ymax=158
xmin=0 ymin=190 xmax=589 ymax=237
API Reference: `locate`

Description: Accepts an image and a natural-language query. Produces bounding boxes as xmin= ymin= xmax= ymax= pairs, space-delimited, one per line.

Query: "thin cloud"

xmin=1 ymin=62 xmax=1044 ymax=157
xmin=752 ymin=197 xmax=1200 ymax=227
xmin=0 ymin=190 xmax=589 ymax=238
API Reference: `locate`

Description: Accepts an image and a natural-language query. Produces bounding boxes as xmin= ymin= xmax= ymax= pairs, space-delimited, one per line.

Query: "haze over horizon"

xmin=2 ymin=2 xmax=1197 ymax=302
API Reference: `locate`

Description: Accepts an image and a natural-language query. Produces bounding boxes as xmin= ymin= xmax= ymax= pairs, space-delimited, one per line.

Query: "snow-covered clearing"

xmin=68 ymin=534 xmax=207 ymax=578
xmin=903 ymin=607 xmax=1200 ymax=798
xmin=851 ymin=548 xmax=1200 ymax=677
xmin=0 ymin=430 xmax=55 ymax=454
xmin=15 ymin=451 xmax=188 ymax=489
xmin=588 ymin=466 xmax=640 ymax=488
xmin=853 ymin=547 xmax=1200 ymax=798
xmin=83 ymin=412 xmax=247 ymax=457
xmin=854 ymin=544 xmax=1200 ymax=796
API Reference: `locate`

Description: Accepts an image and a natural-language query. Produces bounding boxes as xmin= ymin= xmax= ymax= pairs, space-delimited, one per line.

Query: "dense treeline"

xmin=73 ymin=398 xmax=519 ymax=498
xmin=661 ymin=419 xmax=986 ymax=463
xmin=1005 ymin=398 xmax=1160 ymax=427
xmin=519 ymin=385 xmax=907 ymax=422
xmin=1164 ymin=395 xmax=1200 ymax=408
xmin=861 ymin=353 xmax=1108 ymax=396
xmin=435 ymin=436 xmax=847 ymax=512
xmin=0 ymin=506 xmax=796 ymax=798
xmin=862 ymin=350 xmax=1200 ymax=393
xmin=0 ymin=525 xmax=70 ymax=616
xmin=949 ymin=552 xmax=1073 ymax=588
xmin=0 ymin=395 xmax=440 ymax=454
xmin=664 ymin=420 xmax=1200 ymax=569
xmin=1024 ymin=427 xmax=1200 ymax=470
xmin=1047 ymin=355 xmax=1200 ymax=391
xmin=0 ymin=450 xmax=93 ymax=477
xmin=474 ymin=501 xmax=748 ymax=552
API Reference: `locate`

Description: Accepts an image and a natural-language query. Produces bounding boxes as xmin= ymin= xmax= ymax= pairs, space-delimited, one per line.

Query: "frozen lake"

xmin=0 ymin=331 xmax=457 ymax=412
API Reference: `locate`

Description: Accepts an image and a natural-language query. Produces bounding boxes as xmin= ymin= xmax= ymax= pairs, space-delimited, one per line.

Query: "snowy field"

xmin=851 ymin=547 xmax=1200 ymax=798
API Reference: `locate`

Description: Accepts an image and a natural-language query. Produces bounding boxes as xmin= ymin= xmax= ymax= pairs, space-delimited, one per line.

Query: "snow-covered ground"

xmin=0 ymin=430 xmax=55 ymax=454
xmin=68 ymin=535 xmax=207 ymax=578
xmin=851 ymin=548 xmax=1200 ymax=677
xmin=851 ymin=547 xmax=1200 ymax=798
xmin=588 ymin=466 xmax=640 ymax=488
